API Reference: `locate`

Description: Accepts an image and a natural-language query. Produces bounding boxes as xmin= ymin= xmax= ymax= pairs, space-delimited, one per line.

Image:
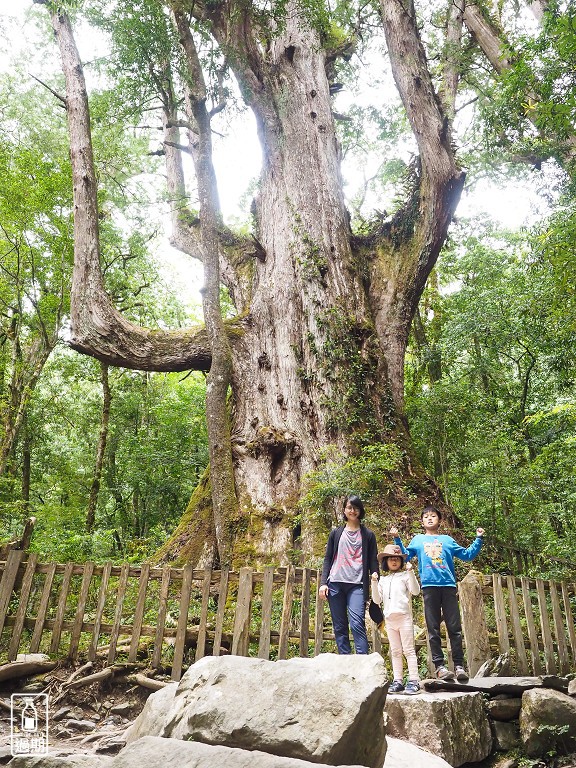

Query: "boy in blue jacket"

xmin=391 ymin=506 xmax=485 ymax=681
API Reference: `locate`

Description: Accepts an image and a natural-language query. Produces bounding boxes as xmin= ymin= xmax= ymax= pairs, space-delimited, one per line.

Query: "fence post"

xmin=232 ymin=567 xmax=253 ymax=657
xmin=459 ymin=570 xmax=490 ymax=676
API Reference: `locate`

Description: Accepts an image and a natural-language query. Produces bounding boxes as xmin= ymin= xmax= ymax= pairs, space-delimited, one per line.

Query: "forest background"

xmin=0 ymin=0 xmax=575 ymax=573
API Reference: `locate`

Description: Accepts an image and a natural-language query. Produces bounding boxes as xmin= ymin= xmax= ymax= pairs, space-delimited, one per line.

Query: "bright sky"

xmin=0 ymin=0 xmax=555 ymax=306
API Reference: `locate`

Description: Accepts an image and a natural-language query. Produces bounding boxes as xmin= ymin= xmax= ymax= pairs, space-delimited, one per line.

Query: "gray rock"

xmin=64 ymin=720 xmax=97 ymax=732
xmin=492 ymin=720 xmax=521 ymax=751
xmin=123 ymin=683 xmax=177 ymax=743
xmin=94 ymin=737 xmax=127 ymax=756
xmin=384 ymin=737 xmax=452 ymax=768
xmin=110 ymin=704 xmax=132 ymax=716
xmin=8 ymin=756 xmax=112 ymax=767
xmin=520 ymin=688 xmax=576 ymax=757
xmin=162 ymin=653 xmax=387 ymax=768
xmin=386 ymin=691 xmax=492 ymax=767
xmin=53 ymin=729 xmax=72 ymax=740
xmin=51 ymin=708 xmax=72 ymax=722
xmin=110 ymin=735 xmax=367 ymax=768
xmin=486 ymin=697 xmax=522 ymax=721
xmin=570 ymin=679 xmax=576 ymax=697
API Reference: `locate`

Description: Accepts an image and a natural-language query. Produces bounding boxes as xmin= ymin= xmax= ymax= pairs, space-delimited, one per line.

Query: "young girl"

xmin=371 ymin=543 xmax=421 ymax=694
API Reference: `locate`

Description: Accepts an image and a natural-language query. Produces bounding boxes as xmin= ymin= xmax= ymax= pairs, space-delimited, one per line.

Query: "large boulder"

xmin=110 ymin=735 xmax=368 ymax=768
xmin=124 ymin=683 xmax=177 ymax=744
xmin=385 ymin=691 xmax=491 ymax=767
xmin=7 ymin=757 xmax=112 ymax=767
xmin=520 ymin=688 xmax=576 ymax=757
xmin=126 ymin=653 xmax=387 ymax=768
xmin=384 ymin=737 xmax=452 ymax=768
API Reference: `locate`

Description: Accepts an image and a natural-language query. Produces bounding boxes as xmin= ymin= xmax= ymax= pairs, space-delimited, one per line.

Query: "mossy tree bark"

xmin=48 ymin=1 xmax=464 ymax=566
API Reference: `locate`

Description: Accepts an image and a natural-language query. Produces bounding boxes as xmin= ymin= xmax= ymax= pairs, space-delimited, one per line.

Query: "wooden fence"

xmin=0 ymin=552 xmax=350 ymax=679
xmin=471 ymin=572 xmax=576 ymax=677
xmin=0 ymin=553 xmax=575 ymax=679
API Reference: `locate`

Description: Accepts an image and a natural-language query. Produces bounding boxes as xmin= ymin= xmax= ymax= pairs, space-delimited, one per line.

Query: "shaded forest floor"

xmin=0 ymin=659 xmax=157 ymax=758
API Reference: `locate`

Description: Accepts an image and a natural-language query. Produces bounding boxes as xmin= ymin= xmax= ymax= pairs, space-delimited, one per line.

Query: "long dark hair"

xmin=342 ymin=494 xmax=366 ymax=522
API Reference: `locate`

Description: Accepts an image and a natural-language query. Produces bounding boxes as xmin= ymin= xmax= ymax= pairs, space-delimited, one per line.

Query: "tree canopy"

xmin=0 ymin=0 xmax=574 ymax=570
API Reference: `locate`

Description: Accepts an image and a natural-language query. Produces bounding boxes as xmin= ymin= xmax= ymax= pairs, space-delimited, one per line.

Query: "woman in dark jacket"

xmin=319 ymin=494 xmax=379 ymax=654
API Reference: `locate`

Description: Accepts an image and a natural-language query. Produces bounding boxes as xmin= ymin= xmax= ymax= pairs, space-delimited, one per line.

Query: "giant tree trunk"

xmin=48 ymin=1 xmax=464 ymax=567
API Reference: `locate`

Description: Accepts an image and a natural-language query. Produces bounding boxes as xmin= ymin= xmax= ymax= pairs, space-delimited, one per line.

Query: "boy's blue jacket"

xmin=394 ymin=534 xmax=482 ymax=588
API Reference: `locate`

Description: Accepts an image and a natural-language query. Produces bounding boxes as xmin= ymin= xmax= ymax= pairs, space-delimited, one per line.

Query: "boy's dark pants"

xmin=422 ymin=586 xmax=465 ymax=668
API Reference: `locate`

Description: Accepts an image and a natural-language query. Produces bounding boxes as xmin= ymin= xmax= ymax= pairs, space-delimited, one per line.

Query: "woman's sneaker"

xmin=436 ymin=665 xmax=455 ymax=681
xmin=404 ymin=680 xmax=421 ymax=695
xmin=455 ymin=666 xmax=469 ymax=682
xmin=388 ymin=680 xmax=405 ymax=693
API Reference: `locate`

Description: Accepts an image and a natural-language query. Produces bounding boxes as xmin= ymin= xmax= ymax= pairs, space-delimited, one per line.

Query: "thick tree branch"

xmin=439 ymin=0 xmax=465 ymax=118
xmin=462 ymin=2 xmax=512 ymax=74
xmin=379 ymin=0 xmax=465 ymax=283
xmin=463 ymin=1 xmax=576 ymax=163
xmin=368 ymin=0 xmax=465 ymax=409
xmin=48 ymin=7 xmax=231 ymax=373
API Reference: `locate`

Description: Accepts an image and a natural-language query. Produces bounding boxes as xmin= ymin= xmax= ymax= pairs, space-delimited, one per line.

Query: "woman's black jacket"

xmin=320 ymin=525 xmax=379 ymax=602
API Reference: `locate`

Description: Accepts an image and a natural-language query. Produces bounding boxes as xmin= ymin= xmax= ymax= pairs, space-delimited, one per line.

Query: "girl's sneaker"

xmin=404 ymin=680 xmax=421 ymax=695
xmin=388 ymin=680 xmax=405 ymax=693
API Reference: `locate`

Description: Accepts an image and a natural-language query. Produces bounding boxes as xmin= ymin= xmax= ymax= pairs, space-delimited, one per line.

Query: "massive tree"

xmin=39 ymin=0 xmax=569 ymax=566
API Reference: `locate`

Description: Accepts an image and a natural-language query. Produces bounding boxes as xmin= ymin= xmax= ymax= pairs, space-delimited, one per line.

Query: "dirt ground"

xmin=0 ymin=658 xmax=162 ymax=759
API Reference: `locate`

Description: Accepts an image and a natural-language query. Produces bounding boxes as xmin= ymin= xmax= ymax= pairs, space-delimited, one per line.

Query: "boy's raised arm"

xmin=390 ymin=526 xmax=414 ymax=559
xmin=453 ymin=527 xmax=485 ymax=561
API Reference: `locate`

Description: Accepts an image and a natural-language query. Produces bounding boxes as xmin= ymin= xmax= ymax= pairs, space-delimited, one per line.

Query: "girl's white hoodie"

xmin=371 ymin=568 xmax=420 ymax=618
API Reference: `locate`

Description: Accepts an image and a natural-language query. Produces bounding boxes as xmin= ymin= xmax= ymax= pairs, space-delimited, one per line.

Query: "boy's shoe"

xmin=436 ymin=666 xmax=455 ymax=681
xmin=404 ymin=680 xmax=421 ymax=695
xmin=388 ymin=680 xmax=405 ymax=693
xmin=455 ymin=665 xmax=469 ymax=682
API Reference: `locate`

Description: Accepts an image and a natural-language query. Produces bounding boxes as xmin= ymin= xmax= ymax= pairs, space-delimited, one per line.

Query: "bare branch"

xmin=28 ymin=73 xmax=67 ymax=106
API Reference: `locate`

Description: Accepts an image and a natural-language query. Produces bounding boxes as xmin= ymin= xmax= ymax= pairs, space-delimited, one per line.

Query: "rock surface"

xmin=385 ymin=691 xmax=491 ymax=767
xmin=123 ymin=683 xmax=177 ymax=744
xmin=384 ymin=737 xmax=452 ymax=768
xmin=520 ymin=687 xmax=576 ymax=757
xmin=491 ymin=720 xmax=521 ymax=751
xmin=7 ymin=757 xmax=112 ymax=767
xmin=128 ymin=653 xmax=387 ymax=768
xmin=485 ymin=697 xmax=522 ymax=721
xmin=111 ymin=735 xmax=368 ymax=768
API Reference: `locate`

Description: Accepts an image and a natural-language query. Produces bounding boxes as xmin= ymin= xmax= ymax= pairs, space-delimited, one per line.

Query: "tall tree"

xmin=38 ymin=0 xmax=570 ymax=566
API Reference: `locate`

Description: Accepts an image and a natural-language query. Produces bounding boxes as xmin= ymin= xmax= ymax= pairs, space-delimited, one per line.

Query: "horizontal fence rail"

xmin=0 ymin=553 xmax=575 ymax=680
